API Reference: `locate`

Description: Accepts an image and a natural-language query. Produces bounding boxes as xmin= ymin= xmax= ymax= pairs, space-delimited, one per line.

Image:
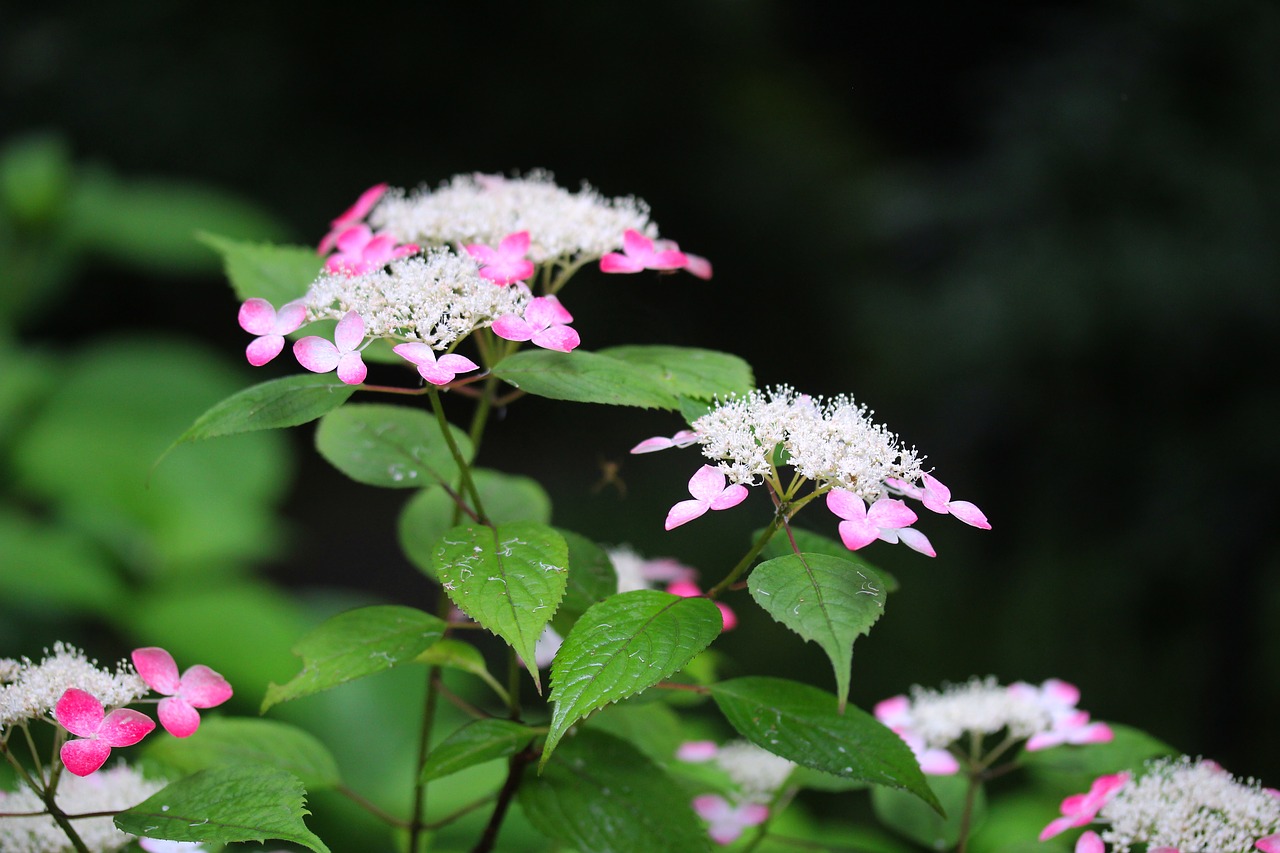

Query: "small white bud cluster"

xmin=713 ymin=741 xmax=796 ymax=803
xmin=0 ymin=643 xmax=146 ymax=730
xmin=691 ymin=386 xmax=924 ymax=495
xmin=1100 ymin=756 xmax=1280 ymax=852
xmin=899 ymin=676 xmax=1053 ymax=748
xmin=371 ymin=171 xmax=657 ymax=263
xmin=0 ymin=764 xmax=164 ymax=852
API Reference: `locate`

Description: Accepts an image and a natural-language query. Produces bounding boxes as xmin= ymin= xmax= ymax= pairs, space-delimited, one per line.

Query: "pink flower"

xmin=393 ymin=343 xmax=480 ymax=386
xmin=54 ymin=688 xmax=155 ymax=776
xmin=294 ymin=310 xmax=369 ymax=385
xmin=238 ymin=298 xmax=307 ymax=366
xmin=668 ymin=579 xmax=737 ymax=631
xmin=131 ymin=647 xmax=233 ymax=738
xmin=318 ymin=183 xmax=388 ymax=255
xmin=630 ymin=429 xmax=700 ymax=454
xmin=825 ymin=490 xmax=921 ymax=552
xmin=664 ymin=465 xmax=749 ymax=530
xmin=676 ymin=740 xmax=720 ymax=762
xmin=491 ymin=295 xmax=580 ymax=352
xmin=653 ymin=238 xmax=714 ymax=280
xmin=1039 ymin=772 xmax=1131 ymax=841
xmin=692 ymin=794 xmax=768 ymax=845
xmin=1026 ymin=709 xmax=1113 ymax=751
xmin=919 ymin=474 xmax=991 ymax=529
xmin=1075 ymin=831 xmax=1106 ymax=853
xmin=600 ymin=229 xmax=688 ymax=273
xmin=464 ymin=231 xmax=536 ymax=284
xmin=324 ymin=224 xmax=419 ymax=276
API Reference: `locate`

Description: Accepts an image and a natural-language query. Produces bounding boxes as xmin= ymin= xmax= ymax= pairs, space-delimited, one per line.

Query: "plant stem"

xmin=426 ymin=386 xmax=488 ymax=524
xmin=407 ymin=666 xmax=444 ymax=853
xmin=707 ymin=514 xmax=783 ymax=598
xmin=470 ymin=747 xmax=536 ymax=853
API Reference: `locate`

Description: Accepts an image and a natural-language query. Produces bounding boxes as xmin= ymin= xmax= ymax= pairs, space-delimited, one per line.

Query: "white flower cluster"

xmin=899 ymin=676 xmax=1053 ymax=748
xmin=0 ymin=764 xmax=163 ymax=853
xmin=1100 ymin=756 xmax=1280 ymax=853
xmin=301 ymin=248 xmax=527 ymax=348
xmin=0 ymin=643 xmax=146 ymax=729
xmin=690 ymin=386 xmax=924 ymax=494
xmin=371 ymin=171 xmax=658 ymax=263
xmin=712 ymin=741 xmax=797 ymax=803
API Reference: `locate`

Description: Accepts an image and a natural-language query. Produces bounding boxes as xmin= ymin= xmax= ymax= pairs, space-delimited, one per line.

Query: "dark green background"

xmin=6 ymin=0 xmax=1279 ymax=790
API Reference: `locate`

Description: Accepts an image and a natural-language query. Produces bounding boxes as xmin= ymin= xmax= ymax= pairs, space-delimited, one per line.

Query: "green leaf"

xmin=197 ymin=232 xmax=321 ymax=305
xmin=414 ymin=638 xmax=510 ymax=705
xmin=709 ymin=676 xmax=941 ymax=812
xmin=760 ymin=526 xmax=898 ymax=593
xmin=872 ymin=774 xmax=978 ymax=848
xmin=420 ymin=719 xmax=537 ymax=783
xmin=115 ymin=765 xmax=328 ymax=853
xmin=748 ymin=552 xmax=887 ymax=710
xmin=315 ymin=403 xmax=473 ymax=489
xmin=599 ymin=345 xmax=755 ymax=401
xmin=262 ymin=605 xmax=445 ymax=711
xmin=433 ymin=521 xmax=568 ymax=691
xmin=144 ymin=718 xmax=340 ymax=791
xmin=399 ymin=469 xmax=553 ymax=581
xmin=521 ymin=729 xmax=711 ymax=853
xmin=168 ymin=373 xmax=355 ymax=450
xmin=492 ymin=349 xmax=679 ymax=409
xmin=543 ymin=590 xmax=721 ymax=767
xmin=550 ymin=528 xmax=619 ymax=635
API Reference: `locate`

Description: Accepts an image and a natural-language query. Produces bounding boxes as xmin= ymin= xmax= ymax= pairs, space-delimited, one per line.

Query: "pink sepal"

xmin=1075 ymin=831 xmax=1106 ymax=853
xmin=492 ymin=296 xmax=579 ymax=352
xmin=631 ymin=430 xmax=699 ymax=454
xmin=54 ymin=688 xmax=156 ymax=776
xmin=60 ymin=739 xmax=113 ymax=777
xmin=158 ymin=697 xmax=203 ymax=738
xmin=693 ymin=795 xmax=767 ymax=845
xmin=600 ymin=229 xmax=688 ymax=273
xmin=246 ymin=335 xmax=286 ymax=366
xmin=683 ymin=252 xmax=713 ymax=280
xmin=318 ymin=183 xmax=388 ymax=254
xmin=294 ymin=311 xmax=367 ymax=385
xmin=238 ymin=299 xmax=306 ymax=366
xmin=336 ymin=352 xmax=368 ymax=386
xmin=54 ymin=687 xmax=107 ymax=736
xmin=294 ymin=336 xmax=341 ymax=373
xmin=132 ymin=647 xmax=182 ymax=694
xmin=1256 ymin=835 xmax=1280 ymax=853
xmin=465 ymin=231 xmax=535 ymax=284
xmin=874 ymin=695 xmax=911 ymax=725
xmin=886 ymin=527 xmax=936 ymax=557
xmin=532 ymin=324 xmax=580 ymax=353
xmin=177 ymin=665 xmax=234 ymax=708
xmin=664 ymin=465 xmax=748 ymax=530
xmin=921 ymin=474 xmax=991 ymax=529
xmin=394 ymin=343 xmax=480 ymax=385
xmin=491 ymin=315 xmax=533 ymax=342
xmin=676 ymin=740 xmax=719 ymax=762
xmin=668 ymin=580 xmax=736 ymax=631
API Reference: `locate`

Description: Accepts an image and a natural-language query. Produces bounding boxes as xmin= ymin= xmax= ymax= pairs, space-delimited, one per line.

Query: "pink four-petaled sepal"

xmin=692 ymin=795 xmax=768 ymax=846
xmin=238 ymin=298 xmax=307 ymax=366
xmin=667 ymin=579 xmax=737 ymax=631
xmin=132 ymin=647 xmax=233 ymax=738
xmin=630 ymin=429 xmax=699 ymax=454
xmin=318 ymin=183 xmax=388 ymax=255
xmin=393 ymin=343 xmax=480 ymax=386
xmin=1038 ymin=772 xmax=1131 ymax=841
xmin=465 ymin=231 xmax=536 ymax=284
xmin=491 ymin=295 xmax=580 ymax=352
xmin=54 ymin=688 xmax=156 ymax=776
xmin=599 ymin=229 xmax=689 ymax=273
xmin=664 ymin=465 xmax=749 ymax=530
xmin=920 ymin=474 xmax=991 ymax=529
xmin=294 ymin=311 xmax=369 ymax=385
xmin=826 ymin=490 xmax=918 ymax=551
xmin=324 ymin=225 xmax=419 ymax=276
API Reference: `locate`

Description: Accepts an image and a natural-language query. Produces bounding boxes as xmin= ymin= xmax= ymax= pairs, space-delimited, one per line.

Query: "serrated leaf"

xmin=551 ymin=528 xmax=618 ymax=635
xmin=432 ymin=521 xmax=568 ymax=691
xmin=114 ymin=765 xmax=329 ymax=852
xmin=420 ymin=719 xmax=537 ymax=783
xmin=169 ymin=374 xmax=355 ymax=450
xmin=315 ymin=403 xmax=473 ymax=489
xmin=197 ymin=232 xmax=321 ymax=305
xmin=709 ymin=676 xmax=941 ymax=813
xmin=543 ymin=590 xmax=721 ymax=767
xmin=748 ymin=552 xmax=887 ymax=710
xmin=262 ymin=605 xmax=444 ymax=711
xmin=144 ymin=718 xmax=340 ymax=791
xmin=399 ymin=469 xmax=553 ymax=581
xmin=492 ymin=349 xmax=679 ymax=409
xmin=599 ymin=345 xmax=754 ymax=401
xmin=521 ymin=729 xmax=711 ymax=853
xmin=760 ymin=525 xmax=898 ymax=593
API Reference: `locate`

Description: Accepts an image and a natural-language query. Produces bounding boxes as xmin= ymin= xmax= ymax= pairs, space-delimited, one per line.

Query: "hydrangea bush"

xmin=3 ymin=172 xmax=1275 ymax=851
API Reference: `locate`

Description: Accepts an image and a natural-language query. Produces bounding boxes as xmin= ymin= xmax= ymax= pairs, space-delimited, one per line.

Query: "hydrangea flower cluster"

xmin=238 ymin=173 xmax=711 ymax=387
xmin=633 ymin=386 xmax=989 ymax=555
xmin=676 ymin=739 xmax=796 ymax=845
xmin=1041 ymin=757 xmax=1280 ymax=853
xmin=875 ymin=676 xmax=1112 ymax=775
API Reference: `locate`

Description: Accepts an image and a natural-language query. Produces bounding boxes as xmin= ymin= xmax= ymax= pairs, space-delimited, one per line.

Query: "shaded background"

xmin=4 ymin=0 xmax=1279 ymax=818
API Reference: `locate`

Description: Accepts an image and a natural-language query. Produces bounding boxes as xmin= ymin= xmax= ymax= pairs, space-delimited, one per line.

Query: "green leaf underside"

xmin=198 ymin=232 xmax=321 ymax=306
xmin=414 ymin=637 xmax=489 ymax=675
xmin=709 ymin=676 xmax=941 ymax=813
xmin=144 ymin=718 xmax=340 ymax=791
xmin=173 ymin=374 xmax=355 ymax=448
xmin=262 ymin=605 xmax=445 ymax=711
xmin=315 ymin=403 xmax=473 ymax=489
xmin=432 ymin=521 xmax=569 ymax=691
xmin=521 ymin=729 xmax=711 ymax=853
xmin=759 ymin=526 xmax=898 ymax=593
xmin=748 ymin=552 xmax=887 ymax=710
xmin=543 ymin=590 xmax=721 ymax=767
xmin=419 ymin=719 xmax=538 ymax=783
xmin=872 ymin=774 xmax=980 ymax=849
xmin=491 ymin=349 xmax=679 ymax=409
xmin=398 ymin=468 xmax=553 ymax=581
xmin=598 ymin=345 xmax=754 ymax=401
xmin=114 ymin=765 xmax=329 ymax=853
xmin=551 ymin=528 xmax=619 ymax=635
